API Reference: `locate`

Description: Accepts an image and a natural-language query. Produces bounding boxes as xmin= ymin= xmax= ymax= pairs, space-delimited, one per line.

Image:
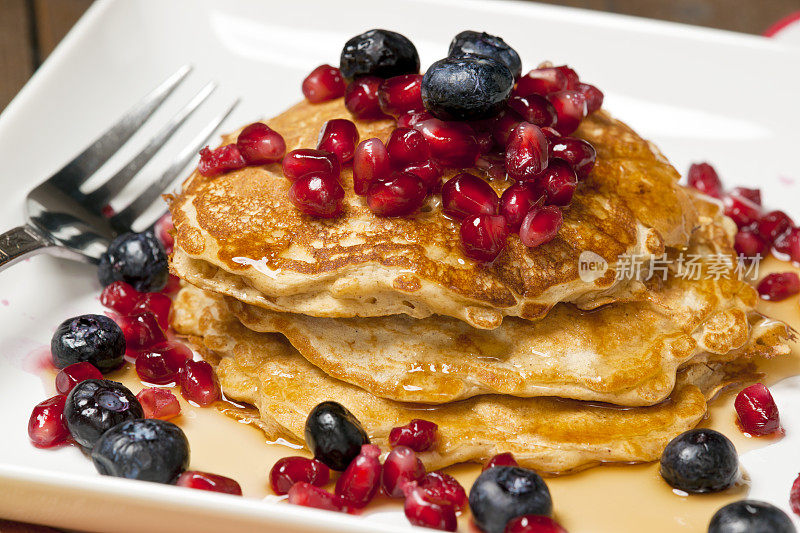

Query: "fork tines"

xmin=49 ymin=64 xmax=238 ymax=234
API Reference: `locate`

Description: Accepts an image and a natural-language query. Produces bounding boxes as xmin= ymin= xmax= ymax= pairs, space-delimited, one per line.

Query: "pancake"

xmin=216 ymin=196 xmax=790 ymax=406
xmin=169 ymin=98 xmax=698 ymax=329
xmin=170 ymin=284 xmax=768 ymax=474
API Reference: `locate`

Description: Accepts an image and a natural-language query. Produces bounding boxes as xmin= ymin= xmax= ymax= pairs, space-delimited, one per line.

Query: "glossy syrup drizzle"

xmin=30 ymin=257 xmax=800 ymax=532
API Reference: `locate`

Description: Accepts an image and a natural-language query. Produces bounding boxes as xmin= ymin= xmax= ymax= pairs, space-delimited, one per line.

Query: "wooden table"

xmin=2 ymin=0 xmax=799 ymax=112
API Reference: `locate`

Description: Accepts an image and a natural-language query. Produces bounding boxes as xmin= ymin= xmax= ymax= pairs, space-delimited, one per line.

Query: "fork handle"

xmin=0 ymin=224 xmax=53 ymax=271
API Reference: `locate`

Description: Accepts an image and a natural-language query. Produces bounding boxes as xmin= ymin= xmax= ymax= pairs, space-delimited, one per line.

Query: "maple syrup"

xmin=28 ymin=257 xmax=800 ymax=532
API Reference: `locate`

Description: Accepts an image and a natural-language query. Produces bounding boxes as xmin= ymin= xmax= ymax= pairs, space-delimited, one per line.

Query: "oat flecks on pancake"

xmin=169 ymin=98 xmax=698 ymax=329
xmin=171 ymin=285 xmax=768 ymax=475
xmin=222 ymin=204 xmax=788 ymax=406
xmin=175 ymin=193 xmax=789 ymax=407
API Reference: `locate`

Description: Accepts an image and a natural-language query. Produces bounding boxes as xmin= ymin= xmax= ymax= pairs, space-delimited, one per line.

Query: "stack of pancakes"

xmin=167 ymin=98 xmax=790 ymax=474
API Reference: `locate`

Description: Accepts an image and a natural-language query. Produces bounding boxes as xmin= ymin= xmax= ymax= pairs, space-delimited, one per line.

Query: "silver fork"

xmin=0 ymin=65 xmax=238 ymax=271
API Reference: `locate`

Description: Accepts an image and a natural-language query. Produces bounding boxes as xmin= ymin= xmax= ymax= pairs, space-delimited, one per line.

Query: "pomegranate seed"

xmin=289 ymin=173 xmax=345 ymax=218
xmin=791 ymin=474 xmax=800 ymax=516
xmin=318 ymin=119 xmax=359 ymax=164
xmin=514 ymin=68 xmax=568 ymax=97
xmin=236 ymin=122 xmax=286 ymax=165
xmin=117 ymin=311 xmax=167 ymax=353
xmin=735 ymin=383 xmax=781 ymax=436
xmin=520 ymin=206 xmax=563 ymax=248
xmin=541 ymin=127 xmax=562 ymax=143
xmin=176 ymin=471 xmax=243 ymax=496
xmin=55 ymin=362 xmax=103 ymax=394
xmin=389 ymin=419 xmax=439 ymax=452
xmin=757 ymin=210 xmax=794 ymax=243
xmin=160 ymin=274 xmax=181 ymax=296
xmin=554 ymin=65 xmax=580 ymax=89
xmin=334 ymin=444 xmax=382 ymax=508
xmin=402 ymin=160 xmax=443 ymax=192
xmin=508 ymin=95 xmax=557 ymax=128
xmin=353 ymin=138 xmax=391 ymax=196
xmin=154 ymin=213 xmax=174 ymax=254
xmin=344 ymin=76 xmax=387 ymax=120
xmin=366 ymin=172 xmax=427 ymax=217
xmin=418 ymin=472 xmax=467 ymax=511
xmin=378 ymin=74 xmax=424 ymax=117
xmin=730 ymin=187 xmax=761 ymax=206
xmin=397 ymin=110 xmax=433 ymax=129
xmin=475 ymin=155 xmax=500 ymax=172
xmin=270 ymin=457 xmax=330 ymax=495
xmin=756 ymin=272 xmax=800 ymax=301
xmin=131 ymin=292 xmax=172 ymax=331
xmin=387 ymin=127 xmax=431 ymax=168
xmin=487 ymin=161 xmax=507 ymax=181
xmin=403 ymin=482 xmax=457 ymax=532
xmin=382 ymin=446 xmax=426 ymax=498
xmin=578 ymin=83 xmax=604 ymax=114
xmin=481 ymin=155 xmax=507 ymax=179
xmin=686 ymin=163 xmax=723 ymax=199
xmin=282 ymin=149 xmax=340 ymax=182
xmin=506 ymin=515 xmax=569 ymax=533
xmin=180 ymin=359 xmax=221 ymax=407
xmin=790 ymin=233 xmax=800 ymax=264
xmin=492 ymin=109 xmax=523 ymax=147
xmin=468 ymin=115 xmax=497 ymax=134
xmin=724 ymin=194 xmax=762 ymax=229
xmin=550 ymin=137 xmax=596 ymax=179
xmin=500 ymin=182 xmax=545 ymax=232
xmin=734 ymin=230 xmax=768 ymax=260
xmin=774 ymin=227 xmax=800 ymax=262
xmin=28 ymin=395 xmax=69 ymax=448
xmin=135 ymin=341 xmax=193 ymax=385
xmin=100 ymin=281 xmax=142 ymax=316
xmin=197 ymin=144 xmax=246 ymax=177
xmin=506 ymin=122 xmax=549 ymax=181
xmin=460 ymin=214 xmax=510 ymax=262
xmin=414 ymin=118 xmax=479 ymax=168
xmin=541 ymin=160 xmax=578 ymax=206
xmin=136 ymin=387 xmax=181 ymax=420
xmin=288 ymin=482 xmax=341 ymax=512
xmin=484 ymin=452 xmax=519 ymax=471
xmin=475 ymin=131 xmax=495 ymax=154
xmin=302 ymin=64 xmax=345 ymax=104
xmin=547 ymin=90 xmax=587 ymax=135
xmin=442 ymin=173 xmax=500 ymax=220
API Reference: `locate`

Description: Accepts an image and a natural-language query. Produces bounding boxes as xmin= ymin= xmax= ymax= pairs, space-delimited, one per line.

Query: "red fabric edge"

xmin=764 ymin=11 xmax=800 ymax=37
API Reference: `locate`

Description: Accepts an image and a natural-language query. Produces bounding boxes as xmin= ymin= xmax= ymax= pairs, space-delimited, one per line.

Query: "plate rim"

xmin=2 ymin=0 xmax=799 ymax=531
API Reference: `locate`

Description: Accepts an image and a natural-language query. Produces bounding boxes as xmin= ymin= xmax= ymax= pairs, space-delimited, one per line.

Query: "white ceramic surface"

xmin=1 ymin=0 xmax=799 ymax=531
xmin=769 ymin=13 xmax=800 ymax=45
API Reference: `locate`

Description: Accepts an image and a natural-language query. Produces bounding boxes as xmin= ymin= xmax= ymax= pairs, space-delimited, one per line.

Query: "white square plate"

xmin=1 ymin=1 xmax=799 ymax=532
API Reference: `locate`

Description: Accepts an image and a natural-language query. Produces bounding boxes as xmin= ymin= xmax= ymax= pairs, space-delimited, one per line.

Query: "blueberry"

xmin=660 ymin=428 xmax=739 ymax=493
xmin=92 ymin=419 xmax=189 ymax=484
xmin=304 ymin=401 xmax=369 ymax=471
xmin=468 ymin=466 xmax=552 ymax=533
xmin=448 ymin=30 xmax=522 ymax=80
xmin=421 ymin=55 xmax=514 ymax=121
xmin=51 ymin=314 xmax=125 ymax=373
xmin=339 ymin=29 xmax=420 ymax=80
xmin=708 ymin=500 xmax=795 ymax=533
xmin=64 ymin=379 xmax=143 ymax=448
xmin=97 ymin=231 xmax=168 ymax=292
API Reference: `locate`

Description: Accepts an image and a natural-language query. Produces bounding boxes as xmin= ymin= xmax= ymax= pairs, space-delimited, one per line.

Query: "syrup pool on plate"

xmin=24 ymin=255 xmax=798 ymax=532
xmin=40 ymin=264 xmax=798 ymax=531
xmin=541 ymin=256 xmax=800 ymax=533
xmin=25 ymin=255 xmax=799 ymax=531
